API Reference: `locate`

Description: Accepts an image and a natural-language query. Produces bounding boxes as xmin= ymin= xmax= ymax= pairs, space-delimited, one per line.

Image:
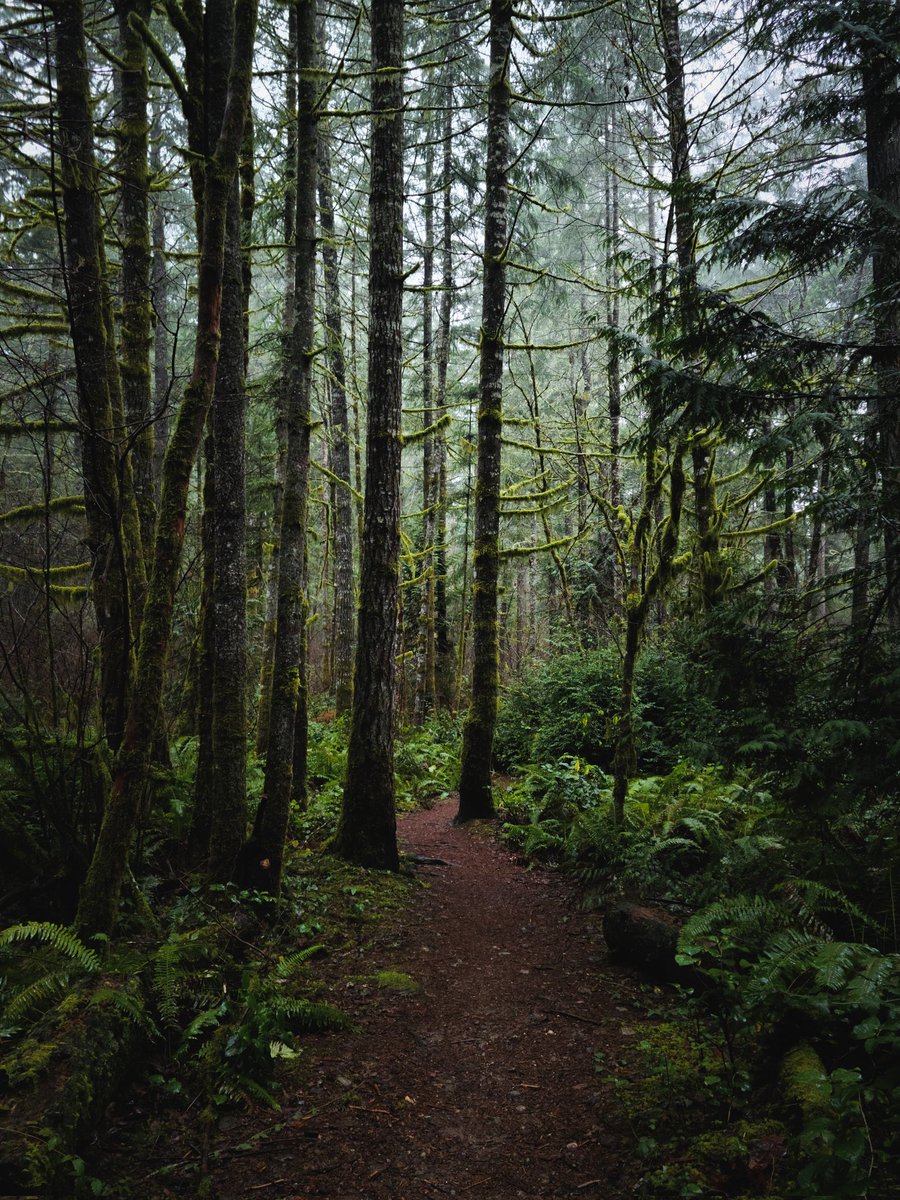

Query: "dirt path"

xmin=204 ymin=800 xmax=651 ymax=1200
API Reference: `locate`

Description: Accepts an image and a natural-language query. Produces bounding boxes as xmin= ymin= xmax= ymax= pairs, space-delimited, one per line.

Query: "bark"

xmin=659 ymin=0 xmax=723 ymax=611
xmin=208 ymin=173 xmax=248 ymax=881
xmin=334 ymin=0 xmax=405 ymax=869
xmin=457 ymin=0 xmax=513 ymax=822
xmin=256 ymin=0 xmax=296 ymax=756
xmin=150 ymin=127 xmax=170 ymax=494
xmin=76 ymin=0 xmax=258 ymax=935
xmin=318 ymin=108 xmax=355 ymax=717
xmin=115 ymin=0 xmax=157 ymax=556
xmin=434 ymin=66 xmax=455 ymax=708
xmin=863 ymin=50 xmax=900 ymax=631
xmin=415 ymin=141 xmax=438 ymax=723
xmin=251 ymin=0 xmax=317 ymax=895
xmin=53 ymin=0 xmax=145 ymax=755
xmin=603 ymin=902 xmax=690 ymax=984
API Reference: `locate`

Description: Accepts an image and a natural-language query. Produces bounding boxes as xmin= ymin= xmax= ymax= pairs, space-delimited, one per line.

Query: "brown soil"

xmin=111 ymin=800 xmax=659 ymax=1198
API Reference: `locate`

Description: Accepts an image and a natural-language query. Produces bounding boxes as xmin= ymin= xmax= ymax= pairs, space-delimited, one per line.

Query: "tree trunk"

xmin=335 ymin=0 xmax=405 ymax=869
xmin=318 ymin=108 xmax=356 ymax=717
xmin=863 ymin=51 xmax=900 ymax=632
xmin=256 ymin=0 xmax=296 ymax=757
xmin=53 ymin=0 xmax=145 ymax=755
xmin=208 ymin=173 xmax=248 ymax=881
xmin=457 ymin=0 xmax=513 ymax=822
xmin=115 ymin=0 xmax=157 ymax=558
xmin=76 ymin=0 xmax=258 ymax=935
xmin=434 ymin=68 xmax=455 ymax=708
xmin=658 ymin=0 xmax=723 ymax=612
xmin=415 ymin=141 xmax=438 ymax=724
xmin=250 ymin=0 xmax=317 ymax=896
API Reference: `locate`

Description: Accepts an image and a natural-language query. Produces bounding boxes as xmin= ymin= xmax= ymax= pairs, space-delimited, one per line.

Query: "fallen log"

xmin=602 ymin=901 xmax=694 ymax=985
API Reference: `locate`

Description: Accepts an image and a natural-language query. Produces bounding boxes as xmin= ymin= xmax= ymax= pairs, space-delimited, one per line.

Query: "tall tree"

xmin=250 ymin=0 xmax=318 ymax=895
xmin=318 ymin=106 xmax=356 ymax=717
xmin=456 ymin=0 xmax=513 ymax=822
xmin=51 ymin=0 xmax=147 ymax=754
xmin=76 ymin=0 xmax=258 ymax=934
xmin=334 ymin=0 xmax=405 ymax=869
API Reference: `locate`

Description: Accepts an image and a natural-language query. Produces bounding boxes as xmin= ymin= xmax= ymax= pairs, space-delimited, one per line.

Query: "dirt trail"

xmin=207 ymin=800 xmax=651 ymax=1200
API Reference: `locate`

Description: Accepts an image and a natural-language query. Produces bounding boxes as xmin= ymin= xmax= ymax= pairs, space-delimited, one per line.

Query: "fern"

xmin=0 ymin=923 xmax=101 ymax=973
xmin=3 ymin=967 xmax=71 ymax=1021
xmin=269 ymin=996 xmax=349 ymax=1033
xmin=274 ymin=946 xmax=325 ymax=980
xmin=88 ymin=986 xmax=158 ymax=1036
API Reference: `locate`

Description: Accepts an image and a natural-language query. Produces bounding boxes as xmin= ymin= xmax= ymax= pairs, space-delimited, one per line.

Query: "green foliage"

xmin=502 ymin=758 xmax=780 ymax=909
xmin=677 ymin=895 xmax=900 ymax=1198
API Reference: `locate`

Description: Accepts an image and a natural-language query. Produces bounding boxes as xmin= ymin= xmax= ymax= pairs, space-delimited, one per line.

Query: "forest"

xmin=0 ymin=0 xmax=898 ymax=1196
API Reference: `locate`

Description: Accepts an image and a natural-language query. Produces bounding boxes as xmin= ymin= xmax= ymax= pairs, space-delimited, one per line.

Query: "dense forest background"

xmin=0 ymin=0 xmax=898 ymax=1196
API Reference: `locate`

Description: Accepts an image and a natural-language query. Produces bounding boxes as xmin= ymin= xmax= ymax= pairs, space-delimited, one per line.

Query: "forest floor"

xmin=100 ymin=798 xmax=665 ymax=1199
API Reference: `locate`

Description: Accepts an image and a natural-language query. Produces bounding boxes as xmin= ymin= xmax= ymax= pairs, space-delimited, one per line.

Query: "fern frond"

xmin=88 ymin=985 xmax=158 ymax=1036
xmin=270 ymin=996 xmax=349 ymax=1032
xmin=217 ymin=1070 xmax=280 ymax=1110
xmin=0 ymin=922 xmax=101 ymax=973
xmin=177 ymin=1005 xmax=223 ymax=1052
xmin=274 ymin=946 xmax=325 ymax=980
xmin=3 ymin=967 xmax=70 ymax=1020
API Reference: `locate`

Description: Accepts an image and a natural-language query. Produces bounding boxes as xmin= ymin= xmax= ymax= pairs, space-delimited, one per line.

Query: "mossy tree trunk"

xmin=256 ymin=0 xmax=296 ymax=757
xmin=334 ymin=0 xmax=404 ymax=870
xmin=434 ymin=57 xmax=456 ymax=708
xmin=115 ymin=0 xmax=157 ymax=559
xmin=76 ymin=0 xmax=258 ymax=935
xmin=53 ymin=0 xmax=145 ymax=755
xmin=207 ymin=171 xmax=248 ymax=881
xmin=456 ymin=0 xmax=513 ymax=823
xmin=249 ymin=0 xmax=317 ymax=895
xmin=612 ymin=447 xmax=686 ymax=825
xmin=415 ymin=139 xmax=437 ymax=724
xmin=318 ymin=104 xmax=356 ymax=718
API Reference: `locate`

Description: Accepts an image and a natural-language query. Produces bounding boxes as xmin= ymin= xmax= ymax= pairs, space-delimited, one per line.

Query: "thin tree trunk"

xmin=52 ymin=0 xmax=145 ymax=756
xmin=457 ymin=0 xmax=513 ymax=822
xmin=76 ymin=0 xmax=258 ymax=935
xmin=659 ymin=0 xmax=723 ymax=611
xmin=335 ymin=0 xmax=405 ymax=869
xmin=434 ymin=67 xmax=455 ymax=708
xmin=863 ymin=52 xmax=900 ymax=631
xmin=318 ymin=106 xmax=356 ymax=717
xmin=250 ymin=0 xmax=317 ymax=895
xmin=256 ymin=1 xmax=296 ymax=756
xmin=415 ymin=141 xmax=437 ymax=723
xmin=115 ymin=0 xmax=156 ymax=557
xmin=151 ymin=128 xmax=170 ymax=495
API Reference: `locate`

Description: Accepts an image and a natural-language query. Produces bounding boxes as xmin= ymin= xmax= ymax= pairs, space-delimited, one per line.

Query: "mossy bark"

xmin=76 ymin=0 xmax=258 ymax=935
xmin=208 ymin=177 xmax=249 ymax=880
xmin=434 ymin=55 xmax=455 ymax=708
xmin=415 ymin=139 xmax=437 ymax=724
xmin=318 ymin=109 xmax=356 ymax=718
xmin=456 ymin=0 xmax=512 ymax=822
xmin=53 ymin=0 xmax=144 ymax=754
xmin=334 ymin=0 xmax=404 ymax=871
xmin=612 ymin=449 xmax=686 ymax=825
xmin=256 ymin=1 xmax=296 ymax=758
xmin=115 ymin=0 xmax=157 ymax=557
xmin=251 ymin=0 xmax=317 ymax=895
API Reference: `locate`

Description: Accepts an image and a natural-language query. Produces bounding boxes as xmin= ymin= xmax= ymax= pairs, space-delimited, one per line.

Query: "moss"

xmin=371 ymin=969 xmax=419 ymax=993
xmin=1 ymin=984 xmax=142 ymax=1194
